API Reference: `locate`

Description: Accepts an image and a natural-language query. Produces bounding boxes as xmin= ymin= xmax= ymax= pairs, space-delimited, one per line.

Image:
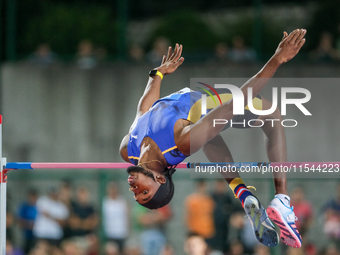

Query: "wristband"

xmin=149 ymin=70 xmax=163 ymax=80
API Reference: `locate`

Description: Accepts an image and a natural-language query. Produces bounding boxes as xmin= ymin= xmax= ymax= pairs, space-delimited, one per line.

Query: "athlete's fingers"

xmin=166 ymin=46 xmax=172 ymax=60
xmin=285 ymin=29 xmax=297 ymax=43
xmin=174 ymin=44 xmax=183 ymax=61
xmin=170 ymin=43 xmax=179 ymax=61
xmin=281 ymin=31 xmax=288 ymax=41
xmin=292 ymin=29 xmax=305 ymax=45
xmin=297 ymin=38 xmax=306 ymax=49
xmin=176 ymin=57 xmax=185 ymax=66
xmin=286 ymin=29 xmax=300 ymax=43
xmin=161 ymin=55 xmax=166 ymax=65
xmin=295 ymin=29 xmax=306 ymax=46
xmin=170 ymin=44 xmax=177 ymax=60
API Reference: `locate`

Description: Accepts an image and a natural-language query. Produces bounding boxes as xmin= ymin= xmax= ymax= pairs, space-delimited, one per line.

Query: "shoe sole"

xmin=267 ymin=207 xmax=302 ymax=248
xmin=244 ymin=198 xmax=279 ymax=247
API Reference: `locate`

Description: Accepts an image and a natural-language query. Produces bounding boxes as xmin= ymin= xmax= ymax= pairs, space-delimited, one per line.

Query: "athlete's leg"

xmin=202 ymin=135 xmax=279 ymax=247
xmin=258 ymin=97 xmax=287 ymax=195
xmin=257 ymin=97 xmax=302 ymax=248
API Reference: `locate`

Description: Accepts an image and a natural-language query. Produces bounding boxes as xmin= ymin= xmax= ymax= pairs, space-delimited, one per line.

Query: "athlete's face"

xmin=127 ymin=167 xmax=161 ymax=204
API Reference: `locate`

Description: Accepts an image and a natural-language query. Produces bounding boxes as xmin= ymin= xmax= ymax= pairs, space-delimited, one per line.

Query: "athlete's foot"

xmin=267 ymin=197 xmax=302 ymax=248
xmin=244 ymin=195 xmax=279 ymax=247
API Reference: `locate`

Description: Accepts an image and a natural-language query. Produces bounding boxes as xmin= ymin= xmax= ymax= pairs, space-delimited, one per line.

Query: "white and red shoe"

xmin=267 ymin=197 xmax=302 ymax=248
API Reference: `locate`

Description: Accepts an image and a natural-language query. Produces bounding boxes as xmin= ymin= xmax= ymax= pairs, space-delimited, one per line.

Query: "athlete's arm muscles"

xmin=132 ymin=44 xmax=184 ymax=122
xmin=119 ymin=44 xmax=185 ymax=160
xmin=176 ymin=29 xmax=306 ymax=155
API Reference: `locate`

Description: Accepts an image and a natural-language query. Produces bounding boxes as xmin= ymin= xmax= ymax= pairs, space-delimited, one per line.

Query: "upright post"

xmin=0 ymin=115 xmax=6 ymax=255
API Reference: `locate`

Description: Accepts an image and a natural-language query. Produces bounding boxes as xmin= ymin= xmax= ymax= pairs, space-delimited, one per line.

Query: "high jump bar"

xmin=5 ymin=162 xmax=188 ymax=169
xmin=5 ymin=162 xmax=340 ymax=170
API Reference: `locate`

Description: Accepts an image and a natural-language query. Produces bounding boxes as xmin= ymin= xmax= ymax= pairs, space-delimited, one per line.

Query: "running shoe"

xmin=267 ymin=197 xmax=302 ymax=248
xmin=243 ymin=195 xmax=279 ymax=247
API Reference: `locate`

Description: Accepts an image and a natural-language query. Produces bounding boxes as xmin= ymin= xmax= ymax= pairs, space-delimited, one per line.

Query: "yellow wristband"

xmin=155 ymin=70 xmax=163 ymax=80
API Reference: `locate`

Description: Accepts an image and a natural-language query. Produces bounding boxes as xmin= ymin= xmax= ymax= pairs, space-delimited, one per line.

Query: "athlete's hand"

xmin=156 ymin=43 xmax=184 ymax=75
xmin=273 ymin=28 xmax=306 ymax=64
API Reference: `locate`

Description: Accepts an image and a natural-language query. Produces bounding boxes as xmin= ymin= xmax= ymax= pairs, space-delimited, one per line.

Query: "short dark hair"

xmin=187 ymin=232 xmax=202 ymax=238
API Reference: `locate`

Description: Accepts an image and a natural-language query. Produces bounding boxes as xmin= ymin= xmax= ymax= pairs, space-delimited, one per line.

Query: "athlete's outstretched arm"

xmin=129 ymin=43 xmax=184 ymax=133
xmin=238 ymin=29 xmax=306 ymax=102
xmin=120 ymin=44 xmax=184 ymax=161
xmin=177 ymin=29 xmax=306 ymax=155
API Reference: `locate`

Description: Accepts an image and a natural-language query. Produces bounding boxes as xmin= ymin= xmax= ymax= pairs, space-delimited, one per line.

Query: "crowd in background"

xmin=4 ymin=178 xmax=340 ymax=255
xmin=27 ymin=29 xmax=340 ymax=70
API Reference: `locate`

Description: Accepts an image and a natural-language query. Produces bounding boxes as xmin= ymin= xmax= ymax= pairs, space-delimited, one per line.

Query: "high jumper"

xmin=119 ymin=28 xmax=307 ymax=248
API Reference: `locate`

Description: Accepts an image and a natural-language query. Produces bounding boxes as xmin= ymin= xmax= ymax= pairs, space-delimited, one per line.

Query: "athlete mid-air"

xmin=120 ymin=28 xmax=307 ymax=248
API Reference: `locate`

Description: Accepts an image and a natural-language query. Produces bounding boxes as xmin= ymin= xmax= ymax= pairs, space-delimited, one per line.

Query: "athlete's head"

xmin=127 ymin=165 xmax=175 ymax=209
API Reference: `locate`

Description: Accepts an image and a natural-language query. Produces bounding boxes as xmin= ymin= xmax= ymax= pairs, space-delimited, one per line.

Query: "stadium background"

xmin=1 ymin=0 xmax=340 ymax=255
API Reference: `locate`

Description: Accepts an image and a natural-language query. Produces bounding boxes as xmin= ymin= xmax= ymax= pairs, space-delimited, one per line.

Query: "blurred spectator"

xmin=304 ymin=242 xmax=318 ymax=255
xmin=5 ymin=239 xmax=24 ymax=255
xmin=214 ymin=42 xmax=229 ymax=63
xmin=132 ymin=203 xmax=172 ymax=255
xmin=123 ymin=242 xmax=141 ymax=255
xmin=185 ymin=180 xmax=215 ymax=240
xmin=209 ymin=179 xmax=243 ymax=253
xmin=311 ymin=32 xmax=339 ymax=63
xmin=50 ymin=245 xmax=63 ymax=255
xmin=29 ymin=43 xmax=56 ymax=67
xmin=290 ymin=187 xmax=313 ymax=237
xmin=323 ymin=208 xmax=340 ymax=240
xmin=94 ymin=46 xmax=108 ymax=64
xmin=59 ymin=179 xmax=73 ymax=208
xmin=86 ymin=234 xmax=100 ymax=255
xmin=229 ymin=241 xmax=245 ymax=255
xmin=60 ymin=239 xmax=83 ymax=255
xmin=59 ymin=179 xmax=73 ymax=240
xmin=228 ymin=212 xmax=257 ymax=253
xmin=68 ymin=186 xmax=98 ymax=237
xmin=160 ymin=243 xmax=175 ymax=255
xmin=229 ymin=36 xmax=256 ymax=63
xmin=104 ymin=242 xmax=119 ymax=255
xmin=129 ymin=44 xmax=145 ymax=63
xmin=285 ymin=246 xmax=305 ymax=255
xmin=253 ymin=244 xmax=270 ymax=255
xmin=322 ymin=243 xmax=340 ymax=255
xmin=33 ymin=186 xmax=69 ymax=246
xmin=184 ymin=233 xmax=207 ymax=255
xmin=322 ymin=183 xmax=340 ymax=243
xmin=76 ymin=40 xmax=97 ymax=69
xmin=16 ymin=188 xmax=38 ymax=253
xmin=28 ymin=240 xmax=50 ymax=255
xmin=103 ymin=183 xmax=129 ymax=253
xmin=147 ymin=37 xmax=170 ymax=66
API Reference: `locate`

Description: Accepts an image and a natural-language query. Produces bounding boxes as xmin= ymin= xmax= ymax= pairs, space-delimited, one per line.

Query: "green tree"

xmin=24 ymin=4 xmax=117 ymax=57
xmin=147 ymin=10 xmax=219 ymax=53
xmin=221 ymin=15 xmax=284 ymax=59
